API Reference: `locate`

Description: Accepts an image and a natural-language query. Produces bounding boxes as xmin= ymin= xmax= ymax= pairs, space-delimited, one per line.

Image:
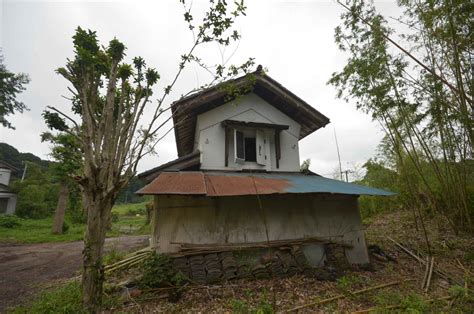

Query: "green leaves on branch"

xmin=42 ymin=111 xmax=69 ymax=132
xmin=0 ymin=54 xmax=30 ymax=129
xmin=181 ymin=0 xmax=247 ymax=46
xmin=329 ymin=0 xmax=474 ymax=232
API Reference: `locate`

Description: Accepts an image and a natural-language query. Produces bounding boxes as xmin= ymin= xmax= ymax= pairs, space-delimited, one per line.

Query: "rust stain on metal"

xmin=205 ymin=174 xmax=291 ymax=196
xmin=136 ymin=172 xmax=206 ymax=195
xmin=253 ymin=176 xmax=292 ymax=195
xmin=138 ymin=172 xmax=291 ymax=196
xmin=205 ymin=175 xmax=257 ymax=196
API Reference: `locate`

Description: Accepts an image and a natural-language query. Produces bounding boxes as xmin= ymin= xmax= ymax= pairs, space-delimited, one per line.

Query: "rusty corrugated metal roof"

xmin=136 ymin=171 xmax=394 ymax=197
xmin=136 ymin=172 xmax=206 ymax=195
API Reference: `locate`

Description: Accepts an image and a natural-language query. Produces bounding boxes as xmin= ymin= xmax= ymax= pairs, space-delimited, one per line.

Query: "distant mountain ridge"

xmin=0 ymin=143 xmax=50 ymax=177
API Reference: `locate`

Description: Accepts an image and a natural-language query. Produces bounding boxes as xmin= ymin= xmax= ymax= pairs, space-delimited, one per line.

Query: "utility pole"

xmin=341 ymin=169 xmax=353 ymax=182
xmin=333 ymin=126 xmax=343 ymax=181
xmin=21 ymin=163 xmax=27 ymax=182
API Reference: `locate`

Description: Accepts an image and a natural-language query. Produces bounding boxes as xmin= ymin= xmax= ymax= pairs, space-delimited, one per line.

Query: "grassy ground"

xmin=0 ymin=200 xmax=151 ymax=244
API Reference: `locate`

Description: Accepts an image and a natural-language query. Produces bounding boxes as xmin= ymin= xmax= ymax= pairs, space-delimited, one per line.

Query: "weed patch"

xmin=11 ymin=281 xmax=122 ymax=313
xmin=0 ymin=201 xmax=150 ymax=244
xmin=12 ymin=281 xmax=85 ymax=314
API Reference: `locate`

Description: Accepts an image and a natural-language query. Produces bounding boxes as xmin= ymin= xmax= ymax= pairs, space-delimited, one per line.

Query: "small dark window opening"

xmin=236 ymin=131 xmax=245 ymax=160
xmin=244 ymin=137 xmax=256 ymax=162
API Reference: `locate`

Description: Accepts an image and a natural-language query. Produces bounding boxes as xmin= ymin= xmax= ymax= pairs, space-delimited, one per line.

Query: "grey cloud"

xmin=1 ymin=0 xmax=399 ymax=176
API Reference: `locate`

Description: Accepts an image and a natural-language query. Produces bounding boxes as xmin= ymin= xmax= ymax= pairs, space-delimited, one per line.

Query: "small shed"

xmin=138 ymin=69 xmax=393 ymax=267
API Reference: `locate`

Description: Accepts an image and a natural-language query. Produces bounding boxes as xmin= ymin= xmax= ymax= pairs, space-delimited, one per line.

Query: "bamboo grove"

xmin=329 ymin=0 xmax=473 ymax=232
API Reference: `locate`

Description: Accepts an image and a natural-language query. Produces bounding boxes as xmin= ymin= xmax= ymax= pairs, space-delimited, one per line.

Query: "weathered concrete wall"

xmin=152 ymin=193 xmax=369 ymax=264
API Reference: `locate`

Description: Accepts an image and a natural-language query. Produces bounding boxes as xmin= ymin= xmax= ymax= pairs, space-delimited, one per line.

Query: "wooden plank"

xmin=222 ymin=119 xmax=289 ymax=130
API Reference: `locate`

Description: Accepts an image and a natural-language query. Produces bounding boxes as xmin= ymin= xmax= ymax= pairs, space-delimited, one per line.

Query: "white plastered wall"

xmin=195 ymin=93 xmax=301 ymax=172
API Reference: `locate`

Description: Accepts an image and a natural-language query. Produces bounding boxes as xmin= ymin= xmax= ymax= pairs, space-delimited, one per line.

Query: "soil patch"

xmin=0 ymin=235 xmax=148 ymax=312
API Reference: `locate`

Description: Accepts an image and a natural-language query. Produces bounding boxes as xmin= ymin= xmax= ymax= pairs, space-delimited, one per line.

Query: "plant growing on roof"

xmin=42 ymin=0 xmax=254 ymax=311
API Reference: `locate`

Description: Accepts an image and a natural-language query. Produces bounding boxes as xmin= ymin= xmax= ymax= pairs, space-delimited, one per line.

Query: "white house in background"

xmin=0 ymin=160 xmax=18 ymax=215
xmin=137 ymin=67 xmax=393 ymax=272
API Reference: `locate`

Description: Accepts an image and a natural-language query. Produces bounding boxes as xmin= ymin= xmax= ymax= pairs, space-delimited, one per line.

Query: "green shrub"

xmin=400 ymin=294 xmax=428 ymax=311
xmin=126 ymin=207 xmax=146 ymax=216
xmin=110 ymin=211 xmax=119 ymax=223
xmin=0 ymin=215 xmax=21 ymax=228
xmin=255 ymin=300 xmax=274 ymax=314
xmin=375 ymin=290 xmax=402 ymax=307
xmin=139 ymin=252 xmax=187 ymax=288
xmin=231 ymin=299 xmax=250 ymax=313
xmin=140 ymin=253 xmax=174 ymax=288
xmin=336 ymin=274 xmax=362 ymax=290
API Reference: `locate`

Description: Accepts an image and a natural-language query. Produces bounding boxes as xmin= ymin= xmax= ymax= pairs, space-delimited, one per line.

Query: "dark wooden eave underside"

xmin=221 ymin=119 xmax=290 ymax=130
xmin=171 ymin=72 xmax=330 ymax=157
xmin=137 ymin=150 xmax=201 ymax=183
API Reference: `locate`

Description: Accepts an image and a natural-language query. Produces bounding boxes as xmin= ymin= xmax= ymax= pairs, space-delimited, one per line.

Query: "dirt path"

xmin=0 ymin=235 xmax=149 ymax=312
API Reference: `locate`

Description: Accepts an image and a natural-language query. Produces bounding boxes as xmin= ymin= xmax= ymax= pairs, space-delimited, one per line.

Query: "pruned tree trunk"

xmin=49 ymin=5 xmax=250 ymax=310
xmin=81 ymin=193 xmax=113 ymax=313
xmin=52 ymin=182 xmax=69 ymax=234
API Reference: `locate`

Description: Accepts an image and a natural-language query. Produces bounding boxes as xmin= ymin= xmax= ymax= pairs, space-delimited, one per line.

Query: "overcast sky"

xmin=0 ymin=0 xmax=401 ymax=177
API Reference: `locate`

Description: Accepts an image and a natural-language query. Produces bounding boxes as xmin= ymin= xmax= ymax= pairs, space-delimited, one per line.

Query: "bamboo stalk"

xmin=104 ymin=252 xmax=149 ymax=270
xmin=286 ymin=280 xmax=412 ymax=312
xmin=105 ymin=256 xmax=146 ymax=273
xmin=425 ymin=256 xmax=435 ymax=292
xmin=172 ymin=237 xmax=353 ymax=251
xmin=386 ymin=236 xmax=461 ymax=285
xmin=350 ymin=295 xmax=454 ymax=314
xmin=421 ymin=256 xmax=430 ymax=289
xmin=104 ymin=248 xmax=152 ymax=274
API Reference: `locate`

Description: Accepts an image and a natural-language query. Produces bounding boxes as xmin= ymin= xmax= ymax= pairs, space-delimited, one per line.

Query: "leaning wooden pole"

xmin=287 ymin=280 xmax=411 ymax=312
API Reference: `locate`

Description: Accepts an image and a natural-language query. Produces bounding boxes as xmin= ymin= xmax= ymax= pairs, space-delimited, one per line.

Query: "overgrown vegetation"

xmin=12 ymin=282 xmax=85 ymax=314
xmin=11 ymin=281 xmax=121 ymax=314
xmin=11 ymin=162 xmax=60 ymax=219
xmin=230 ymin=293 xmax=274 ymax=314
xmin=0 ymin=201 xmax=150 ymax=244
xmin=329 ymin=0 xmax=474 ymax=233
xmin=139 ymin=252 xmax=188 ymax=289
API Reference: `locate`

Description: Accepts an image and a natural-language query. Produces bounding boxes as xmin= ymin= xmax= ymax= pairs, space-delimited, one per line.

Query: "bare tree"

xmin=44 ymin=1 xmax=254 ymax=311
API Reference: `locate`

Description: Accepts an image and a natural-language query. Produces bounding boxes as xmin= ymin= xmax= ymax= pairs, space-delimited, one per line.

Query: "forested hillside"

xmin=0 ymin=142 xmax=50 ymax=177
